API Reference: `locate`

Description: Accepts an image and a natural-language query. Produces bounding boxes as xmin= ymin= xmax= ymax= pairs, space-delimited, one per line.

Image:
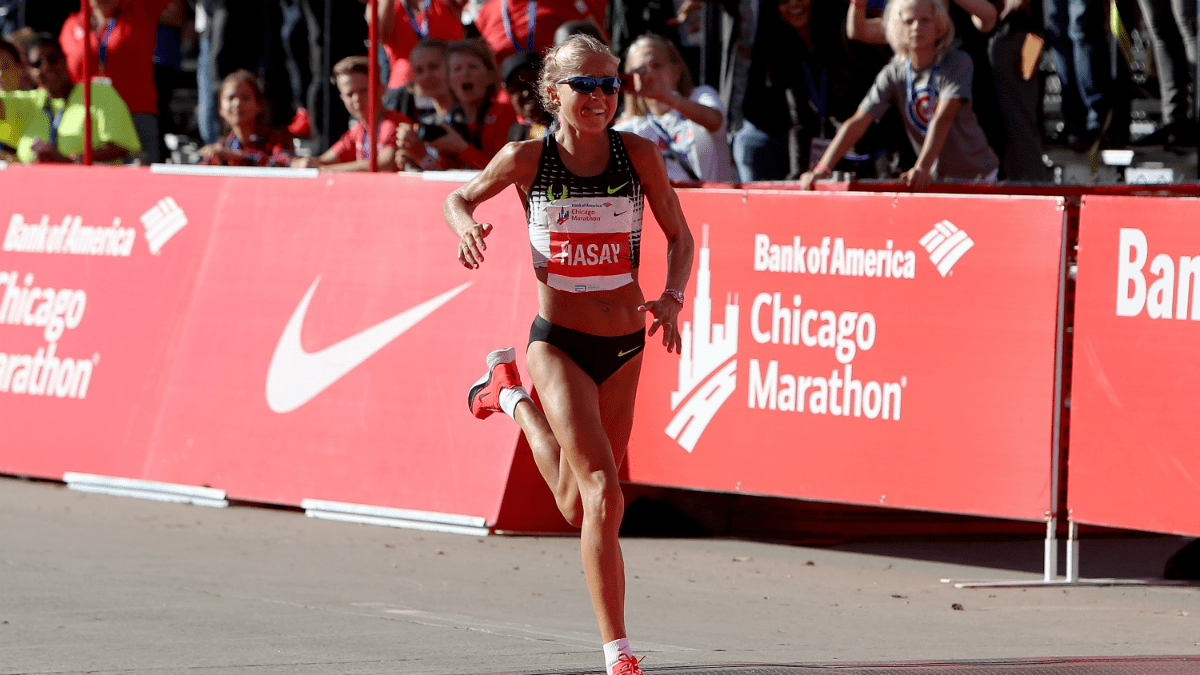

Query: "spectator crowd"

xmin=0 ymin=0 xmax=1190 ymax=187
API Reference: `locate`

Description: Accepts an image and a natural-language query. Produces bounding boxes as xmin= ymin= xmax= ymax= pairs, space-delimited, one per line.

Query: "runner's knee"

xmin=579 ymin=471 xmax=624 ymax=525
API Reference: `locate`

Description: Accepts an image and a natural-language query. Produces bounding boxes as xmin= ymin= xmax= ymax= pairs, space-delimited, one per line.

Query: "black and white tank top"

xmin=525 ymin=129 xmax=644 ymax=293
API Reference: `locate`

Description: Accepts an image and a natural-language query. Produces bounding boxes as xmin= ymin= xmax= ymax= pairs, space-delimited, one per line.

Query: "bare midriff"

xmin=535 ymin=272 xmax=646 ymax=337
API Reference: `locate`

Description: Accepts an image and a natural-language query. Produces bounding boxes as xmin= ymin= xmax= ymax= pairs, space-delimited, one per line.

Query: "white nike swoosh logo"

xmin=266 ymin=277 xmax=471 ymax=413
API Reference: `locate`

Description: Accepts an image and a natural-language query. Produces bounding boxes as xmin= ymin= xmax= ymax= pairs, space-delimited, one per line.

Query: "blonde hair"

xmin=621 ymin=34 xmax=694 ymax=118
xmin=538 ymin=34 xmax=619 ymax=115
xmin=883 ymin=0 xmax=954 ymax=62
xmin=331 ymin=55 xmax=370 ymax=83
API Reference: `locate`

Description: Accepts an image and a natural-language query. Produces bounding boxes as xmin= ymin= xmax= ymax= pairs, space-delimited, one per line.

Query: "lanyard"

xmin=403 ymin=0 xmax=432 ymax=38
xmin=645 ymin=114 xmax=699 ymax=181
xmin=800 ymin=62 xmax=827 ymax=139
xmin=501 ymin=0 xmax=536 ymax=53
xmin=97 ymin=17 xmax=117 ymax=74
xmin=360 ymin=114 xmax=390 ymax=159
xmin=43 ymin=100 xmax=64 ymax=147
xmin=361 ymin=122 xmax=373 ymax=159
xmin=904 ymin=61 xmax=939 ymax=134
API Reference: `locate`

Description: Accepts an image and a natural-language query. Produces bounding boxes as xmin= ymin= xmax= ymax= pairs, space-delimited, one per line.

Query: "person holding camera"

xmin=393 ymin=38 xmax=461 ymax=170
xmin=292 ymin=55 xmax=411 ymax=172
xmin=428 ymin=38 xmax=517 ymax=169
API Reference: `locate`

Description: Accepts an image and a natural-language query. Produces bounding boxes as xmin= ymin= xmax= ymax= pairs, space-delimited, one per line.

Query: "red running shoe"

xmin=468 ymin=348 xmax=520 ymax=419
xmin=609 ymin=653 xmax=644 ymax=675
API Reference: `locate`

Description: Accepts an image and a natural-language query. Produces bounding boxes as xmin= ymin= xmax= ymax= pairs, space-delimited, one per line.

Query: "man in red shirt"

xmin=292 ymin=56 xmax=412 ymax=172
xmin=474 ymin=0 xmax=607 ymax=65
xmin=59 ymin=0 xmax=174 ymax=162
xmin=367 ymin=0 xmax=464 ymax=90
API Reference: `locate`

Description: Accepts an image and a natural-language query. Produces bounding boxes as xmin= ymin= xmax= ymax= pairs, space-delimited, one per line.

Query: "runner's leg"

xmin=526 ymin=341 xmax=642 ymax=644
xmin=512 ymin=395 xmax=583 ymax=527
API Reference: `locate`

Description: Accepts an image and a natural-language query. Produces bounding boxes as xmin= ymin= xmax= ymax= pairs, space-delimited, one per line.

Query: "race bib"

xmin=542 ymin=197 xmax=634 ymax=292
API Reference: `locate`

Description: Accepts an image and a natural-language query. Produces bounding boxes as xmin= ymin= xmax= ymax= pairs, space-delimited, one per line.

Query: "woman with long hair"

xmin=444 ymin=34 xmax=694 ymax=675
xmin=614 ymin=33 xmax=733 ymax=183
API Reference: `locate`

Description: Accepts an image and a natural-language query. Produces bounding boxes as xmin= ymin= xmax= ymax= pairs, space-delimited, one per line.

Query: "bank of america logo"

xmin=919 ymin=220 xmax=973 ymax=277
xmin=140 ymin=197 xmax=188 ymax=255
xmin=665 ymin=226 xmax=739 ymax=452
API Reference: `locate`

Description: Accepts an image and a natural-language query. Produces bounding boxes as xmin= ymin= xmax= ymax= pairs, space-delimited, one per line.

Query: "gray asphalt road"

xmin=2 ymin=476 xmax=1198 ymax=675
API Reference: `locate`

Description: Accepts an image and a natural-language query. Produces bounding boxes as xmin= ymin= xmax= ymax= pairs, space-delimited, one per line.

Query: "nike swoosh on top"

xmin=607 ymin=183 xmax=628 ymax=194
xmin=618 ymin=345 xmax=643 ymax=358
xmin=266 ymin=277 xmax=471 ymax=413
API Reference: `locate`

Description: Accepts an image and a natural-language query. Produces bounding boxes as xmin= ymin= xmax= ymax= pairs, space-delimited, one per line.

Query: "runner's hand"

xmin=458 ymin=222 xmax=492 ymax=269
xmin=639 ymin=295 xmax=683 ymax=354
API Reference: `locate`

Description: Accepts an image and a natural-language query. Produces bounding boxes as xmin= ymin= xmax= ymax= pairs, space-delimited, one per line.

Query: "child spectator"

xmin=613 ymin=33 xmax=733 ymax=182
xmin=801 ymin=0 xmax=998 ymax=190
xmin=433 ymin=38 xmax=517 ymax=169
xmin=473 ymin=0 xmax=607 ymax=66
xmin=60 ymin=0 xmax=174 ymax=163
xmin=0 ymin=33 xmax=141 ymax=163
xmin=369 ymin=0 xmax=464 ymax=96
xmin=199 ymin=70 xmax=295 ymax=167
xmin=293 ymin=55 xmax=412 ymax=172
xmin=847 ymin=0 xmax=1003 ymax=158
xmin=500 ymin=51 xmax=552 ymax=141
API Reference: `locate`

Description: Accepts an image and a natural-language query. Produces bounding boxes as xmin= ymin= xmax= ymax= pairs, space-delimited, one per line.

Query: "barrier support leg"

xmin=1065 ymin=519 xmax=1080 ymax=583
xmin=943 ymin=515 xmax=1191 ymax=588
xmin=1043 ymin=515 xmax=1058 ymax=583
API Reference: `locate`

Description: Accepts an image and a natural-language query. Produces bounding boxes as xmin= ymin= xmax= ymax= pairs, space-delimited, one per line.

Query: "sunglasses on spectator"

xmin=29 ymin=53 xmax=63 ymax=69
xmin=556 ymin=76 xmax=621 ymax=95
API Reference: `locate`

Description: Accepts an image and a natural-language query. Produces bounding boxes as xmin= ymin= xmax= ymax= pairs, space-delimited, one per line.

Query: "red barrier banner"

xmin=629 ymin=190 xmax=1066 ymax=521
xmin=1070 ymin=195 xmax=1200 ymax=537
xmin=0 ymin=166 xmax=544 ymax=527
xmin=0 ymin=165 xmax=218 ymax=480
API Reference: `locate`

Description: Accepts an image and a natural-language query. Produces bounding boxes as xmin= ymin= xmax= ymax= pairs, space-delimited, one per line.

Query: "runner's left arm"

xmin=622 ymin=132 xmax=694 ymax=354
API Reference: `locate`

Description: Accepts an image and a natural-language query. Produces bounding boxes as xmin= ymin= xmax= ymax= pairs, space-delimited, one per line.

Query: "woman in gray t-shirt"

xmin=800 ymin=0 xmax=998 ymax=190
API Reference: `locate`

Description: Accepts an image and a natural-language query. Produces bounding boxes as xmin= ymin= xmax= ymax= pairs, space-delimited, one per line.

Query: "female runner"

xmin=443 ymin=34 xmax=694 ymax=675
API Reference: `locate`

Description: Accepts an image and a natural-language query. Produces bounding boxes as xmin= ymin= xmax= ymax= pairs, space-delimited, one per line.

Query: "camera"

xmin=417 ymin=123 xmax=447 ymax=142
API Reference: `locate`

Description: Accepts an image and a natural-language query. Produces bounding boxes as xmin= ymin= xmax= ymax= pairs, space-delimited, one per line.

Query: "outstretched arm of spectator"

xmin=900 ymin=96 xmax=962 ymax=191
xmin=798 ymin=109 xmax=874 ymax=189
xmin=633 ymin=68 xmax=723 ymax=132
xmin=846 ymin=0 xmax=886 ymax=44
xmin=952 ymin=0 xmax=997 ymax=33
xmin=363 ymin=0 xmax=398 ymax=41
xmin=997 ymin=0 xmax=1030 ymax=21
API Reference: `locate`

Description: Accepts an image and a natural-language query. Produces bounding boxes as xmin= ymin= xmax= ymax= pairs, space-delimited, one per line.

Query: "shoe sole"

xmin=467 ymin=348 xmax=517 ymax=417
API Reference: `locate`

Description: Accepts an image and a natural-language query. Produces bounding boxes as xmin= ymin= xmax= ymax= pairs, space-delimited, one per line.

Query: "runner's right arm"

xmin=443 ymin=140 xmax=538 ymax=269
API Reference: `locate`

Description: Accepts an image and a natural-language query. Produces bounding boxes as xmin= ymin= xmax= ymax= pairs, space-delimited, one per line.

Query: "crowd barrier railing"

xmin=1069 ymin=195 xmax=1200 ymax=553
xmin=2 ymin=164 xmax=1194 ymax=567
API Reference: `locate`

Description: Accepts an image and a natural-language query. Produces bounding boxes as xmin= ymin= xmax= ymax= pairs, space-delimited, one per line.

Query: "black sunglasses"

xmin=28 ymin=52 xmax=63 ymax=70
xmin=556 ymin=76 xmax=621 ymax=95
